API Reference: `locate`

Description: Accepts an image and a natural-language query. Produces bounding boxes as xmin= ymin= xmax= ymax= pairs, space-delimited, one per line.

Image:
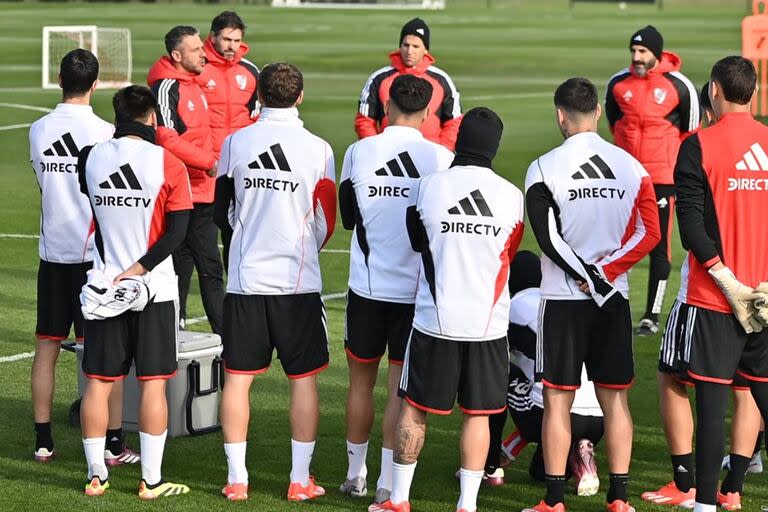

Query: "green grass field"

xmin=0 ymin=1 xmax=765 ymax=510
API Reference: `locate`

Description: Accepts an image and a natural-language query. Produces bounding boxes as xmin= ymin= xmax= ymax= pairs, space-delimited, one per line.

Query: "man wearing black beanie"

xmin=370 ymin=107 xmax=524 ymax=512
xmin=355 ymin=18 xmax=463 ymax=151
xmin=605 ymin=26 xmax=700 ymax=339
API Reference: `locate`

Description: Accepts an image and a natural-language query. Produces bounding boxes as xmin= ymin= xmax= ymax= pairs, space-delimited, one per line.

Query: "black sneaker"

xmin=635 ymin=318 xmax=659 ymax=336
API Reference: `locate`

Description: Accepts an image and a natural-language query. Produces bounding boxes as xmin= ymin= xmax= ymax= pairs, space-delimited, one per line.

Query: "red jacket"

xmin=355 ymin=51 xmax=462 ymax=151
xmin=606 ymin=51 xmax=700 ymax=185
xmin=148 ymin=57 xmax=217 ymax=204
xmin=197 ymin=37 xmax=260 ymax=154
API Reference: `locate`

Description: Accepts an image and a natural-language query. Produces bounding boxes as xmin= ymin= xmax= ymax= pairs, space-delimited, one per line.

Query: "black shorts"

xmin=345 ymin=290 xmax=414 ymax=365
xmin=659 ymin=300 xmax=754 ymax=389
xmin=661 ymin=300 xmax=768 ymax=385
xmin=536 ymin=299 xmax=634 ymax=389
xmin=82 ymin=300 xmax=177 ymax=381
xmin=36 ymin=259 xmax=92 ymax=341
xmin=222 ymin=292 xmax=329 ymax=378
xmin=398 ymin=328 xmax=509 ymax=415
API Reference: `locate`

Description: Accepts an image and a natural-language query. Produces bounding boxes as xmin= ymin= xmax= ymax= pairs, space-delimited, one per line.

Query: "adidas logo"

xmin=634 ymin=35 xmax=643 ymax=42
xmin=43 ymin=132 xmax=79 ymax=157
xmin=93 ymin=164 xmax=150 ymax=208
xmin=675 ymin=465 xmax=689 ymax=473
xmin=658 ymin=197 xmax=668 ymax=208
xmin=447 ymin=189 xmax=493 ymax=217
xmin=571 ymin=155 xmax=616 ymax=180
xmin=248 ymin=143 xmax=292 ymax=172
xmin=206 ymin=79 xmax=216 ymax=89
xmin=374 ymin=151 xmax=420 ymax=178
xmin=623 ymin=90 xmax=633 ymax=103
xmin=735 ymin=143 xmax=768 ymax=171
xmin=99 ymin=164 xmax=142 ymax=190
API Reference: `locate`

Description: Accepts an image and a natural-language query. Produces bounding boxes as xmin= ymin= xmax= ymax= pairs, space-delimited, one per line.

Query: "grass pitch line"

xmin=0 ymin=123 xmax=32 ymax=131
xmin=0 ymin=102 xmax=52 ymax=113
xmin=0 ymin=351 xmax=35 ymax=363
xmin=0 ymin=233 xmax=38 ymax=239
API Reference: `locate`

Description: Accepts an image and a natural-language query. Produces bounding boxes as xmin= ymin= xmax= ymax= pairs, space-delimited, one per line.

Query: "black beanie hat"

xmin=508 ymin=250 xmax=542 ymax=296
xmin=629 ymin=25 xmax=663 ymax=60
xmin=452 ymin=107 xmax=504 ymax=169
xmin=400 ymin=18 xmax=430 ymax=50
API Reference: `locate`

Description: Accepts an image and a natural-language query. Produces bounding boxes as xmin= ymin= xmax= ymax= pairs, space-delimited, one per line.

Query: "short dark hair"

xmin=700 ymin=82 xmax=713 ymax=112
xmin=258 ymin=63 xmax=303 ymax=108
xmin=389 ymin=75 xmax=433 ymax=114
xmin=60 ymin=49 xmax=99 ymax=98
xmin=711 ymin=56 xmax=756 ymax=106
xmin=113 ymin=85 xmax=158 ymax=124
xmin=211 ymin=11 xmax=245 ymax=35
xmin=164 ymin=25 xmax=199 ymax=55
xmin=553 ymin=77 xmax=598 ymax=114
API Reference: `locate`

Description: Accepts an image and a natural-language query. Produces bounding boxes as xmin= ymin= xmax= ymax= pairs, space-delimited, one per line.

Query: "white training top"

xmin=508 ymin=288 xmax=603 ymax=417
xmin=29 ymin=103 xmax=114 ymax=263
xmin=219 ymin=107 xmax=336 ymax=295
xmin=524 ymin=131 xmax=656 ymax=305
xmin=411 ymin=165 xmax=525 ymax=341
xmin=340 ymin=125 xmax=454 ymax=303
xmin=83 ymin=137 xmax=192 ymax=303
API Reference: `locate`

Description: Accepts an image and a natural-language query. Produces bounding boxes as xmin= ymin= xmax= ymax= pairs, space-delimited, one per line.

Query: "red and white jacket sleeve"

xmin=599 ymin=169 xmax=661 ymax=281
xmin=313 ymin=142 xmax=337 ymax=251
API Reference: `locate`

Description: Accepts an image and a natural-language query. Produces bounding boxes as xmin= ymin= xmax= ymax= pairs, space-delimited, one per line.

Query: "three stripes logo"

xmin=447 ymin=189 xmax=493 ymax=217
xmin=374 ymin=152 xmax=420 ymax=178
xmin=442 ymin=189 xmax=501 ymax=236
xmin=728 ymin=142 xmax=768 ymax=191
xmin=248 ymin=144 xmax=292 ymax=172
xmin=98 ymin=164 xmax=142 ymax=190
xmin=43 ymin=132 xmax=80 ymax=157
xmin=571 ymin=154 xmax=616 ymax=180
xmin=735 ymin=143 xmax=768 ymax=171
xmin=93 ymin=164 xmax=151 ymax=208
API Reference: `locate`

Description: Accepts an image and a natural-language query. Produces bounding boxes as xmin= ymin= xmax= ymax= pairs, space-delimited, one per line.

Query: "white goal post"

xmin=272 ymin=0 xmax=445 ymax=9
xmin=42 ymin=26 xmax=132 ymax=90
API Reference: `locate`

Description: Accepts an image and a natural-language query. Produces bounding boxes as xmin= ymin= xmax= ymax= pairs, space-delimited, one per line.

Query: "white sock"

xmin=290 ymin=439 xmax=315 ymax=486
xmin=346 ymin=440 xmax=368 ymax=480
xmin=391 ymin=461 xmax=417 ymax=504
xmin=457 ymin=468 xmax=484 ymax=511
xmin=139 ymin=430 xmax=167 ymax=486
xmin=224 ymin=441 xmax=248 ymax=485
xmin=376 ymin=447 xmax=394 ymax=491
xmin=83 ymin=437 xmax=108 ymax=480
xmin=694 ymin=503 xmax=716 ymax=512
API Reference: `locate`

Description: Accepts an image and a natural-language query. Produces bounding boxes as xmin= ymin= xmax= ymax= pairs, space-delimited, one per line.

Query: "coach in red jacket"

xmin=355 ymin=18 xmax=462 ymax=151
xmin=198 ymin=11 xmax=259 ymax=154
xmin=605 ymin=25 xmax=700 ymax=336
xmin=148 ymin=25 xmax=224 ymax=335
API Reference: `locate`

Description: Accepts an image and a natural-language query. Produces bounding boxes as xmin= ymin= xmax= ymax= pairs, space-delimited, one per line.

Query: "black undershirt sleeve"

xmin=508 ymin=323 xmax=537 ymax=361
xmin=138 ymin=210 xmax=190 ymax=271
xmin=213 ymin=175 xmax=235 ymax=236
xmin=77 ymin=144 xmax=94 ymax=196
xmin=674 ymin=134 xmax=720 ymax=266
xmin=339 ymin=179 xmax=356 ymax=230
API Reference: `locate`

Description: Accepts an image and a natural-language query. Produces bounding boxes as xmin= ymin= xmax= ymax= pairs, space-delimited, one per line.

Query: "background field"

xmin=0 ymin=1 xmax=765 ymax=510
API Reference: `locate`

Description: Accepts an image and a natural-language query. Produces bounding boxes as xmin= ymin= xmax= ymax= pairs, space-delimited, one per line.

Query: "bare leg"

xmin=31 ymin=340 xmax=61 ymax=423
xmin=658 ymin=372 xmax=693 ymax=455
xmin=221 ymin=372 xmax=254 ymax=443
xmin=542 ymin=387 xmax=575 ymax=475
xmin=345 ymin=356 xmax=378 ymax=444
xmin=595 ymin=387 xmax=633 ymax=474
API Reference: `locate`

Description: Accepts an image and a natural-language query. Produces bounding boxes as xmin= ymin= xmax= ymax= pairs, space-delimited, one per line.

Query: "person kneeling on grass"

xmin=481 ymin=251 xmax=605 ymax=497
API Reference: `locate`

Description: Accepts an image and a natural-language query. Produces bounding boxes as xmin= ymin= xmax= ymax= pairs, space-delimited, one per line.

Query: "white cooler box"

xmin=75 ymin=330 xmax=223 ymax=437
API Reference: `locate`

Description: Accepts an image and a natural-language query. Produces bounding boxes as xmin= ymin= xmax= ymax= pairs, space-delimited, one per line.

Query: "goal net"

xmin=42 ymin=26 xmax=132 ymax=89
xmin=272 ymin=0 xmax=445 ymax=9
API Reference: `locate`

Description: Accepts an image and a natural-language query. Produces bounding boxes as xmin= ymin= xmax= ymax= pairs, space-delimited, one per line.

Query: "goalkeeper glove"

xmin=708 ymin=266 xmax=763 ymax=334
xmin=752 ymin=282 xmax=768 ymax=327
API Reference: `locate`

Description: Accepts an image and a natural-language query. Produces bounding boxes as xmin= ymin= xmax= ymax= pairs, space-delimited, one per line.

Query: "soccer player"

xmin=523 ymin=78 xmax=660 ymax=512
xmin=641 ymin=81 xmax=764 ymax=510
xmin=338 ymin=74 xmax=454 ymax=502
xmin=487 ymin=251 xmax=604 ymax=498
xmin=370 ymin=107 xmax=525 ymax=512
xmin=148 ymin=25 xmax=224 ymax=334
xmin=77 ymin=85 xmax=193 ymax=499
xmin=671 ymin=56 xmax=768 ymax=512
xmin=213 ymin=63 xmax=336 ymax=502
xmin=28 ymin=48 xmax=138 ymax=466
xmin=606 ymin=25 xmax=700 ymax=335
xmin=356 ymin=18 xmax=462 ymax=151
xmin=197 ymin=11 xmax=259 ymax=269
